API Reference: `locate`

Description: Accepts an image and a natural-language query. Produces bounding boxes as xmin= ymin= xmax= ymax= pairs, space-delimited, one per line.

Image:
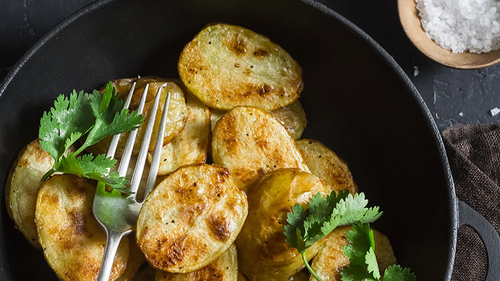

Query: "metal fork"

xmin=93 ymin=82 xmax=171 ymax=281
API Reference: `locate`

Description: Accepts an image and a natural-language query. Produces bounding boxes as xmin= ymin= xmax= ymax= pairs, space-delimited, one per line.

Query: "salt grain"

xmin=416 ymin=0 xmax=500 ymax=53
xmin=490 ymin=107 xmax=500 ymax=116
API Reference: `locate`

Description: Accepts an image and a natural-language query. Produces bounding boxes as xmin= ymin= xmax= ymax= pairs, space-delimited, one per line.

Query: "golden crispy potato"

xmin=373 ymin=229 xmax=398 ymax=271
xmin=136 ymin=164 xmax=248 ymax=273
xmin=155 ymin=243 xmax=238 ymax=281
xmin=210 ymin=100 xmax=306 ymax=140
xmin=106 ymin=77 xmax=176 ymax=109
xmin=296 ymin=139 xmax=357 ymax=194
xmin=236 ymin=168 xmax=331 ymax=281
xmin=308 ymin=226 xmax=351 ymax=281
xmin=5 ymin=139 xmax=54 ymax=248
xmin=90 ymin=78 xmax=187 ymax=156
xmin=270 ymin=100 xmax=307 ymax=139
xmin=309 ymin=226 xmax=397 ymax=281
xmin=210 ymin=108 xmax=226 ymax=132
xmin=178 ymin=23 xmax=303 ymax=111
xmin=35 ymin=174 xmax=129 ymax=281
xmin=150 ymin=91 xmax=210 ymax=175
xmin=117 ymin=236 xmax=146 ymax=281
xmin=212 ymin=106 xmax=309 ymax=192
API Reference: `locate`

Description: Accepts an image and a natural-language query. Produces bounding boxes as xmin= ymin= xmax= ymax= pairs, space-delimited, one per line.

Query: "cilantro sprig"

xmin=284 ymin=190 xmax=416 ymax=281
xmin=340 ymin=222 xmax=416 ymax=281
xmin=39 ymin=82 xmax=143 ymax=192
xmin=284 ymin=191 xmax=382 ymax=280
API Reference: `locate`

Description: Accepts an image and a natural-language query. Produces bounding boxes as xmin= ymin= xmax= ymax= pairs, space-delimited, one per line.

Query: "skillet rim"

xmin=0 ymin=0 xmax=457 ymax=279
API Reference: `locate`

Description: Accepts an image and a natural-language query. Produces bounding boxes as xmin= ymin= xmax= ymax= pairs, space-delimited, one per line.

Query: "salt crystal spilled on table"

xmin=416 ymin=0 xmax=500 ymax=53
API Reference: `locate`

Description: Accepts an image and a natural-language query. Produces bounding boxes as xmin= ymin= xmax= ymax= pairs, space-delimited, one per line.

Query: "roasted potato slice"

xmin=296 ymin=139 xmax=358 ymax=194
xmin=117 ymin=236 xmax=146 ymax=281
xmin=155 ymin=243 xmax=238 ymax=280
xmin=210 ymin=100 xmax=306 ymax=140
xmin=309 ymin=226 xmax=397 ymax=281
xmin=150 ymin=91 xmax=210 ymax=175
xmin=35 ymin=174 xmax=129 ymax=281
xmin=212 ymin=106 xmax=309 ymax=191
xmin=236 ymin=168 xmax=331 ymax=281
xmin=372 ymin=229 xmax=398 ymax=272
xmin=136 ymin=164 xmax=248 ymax=273
xmin=5 ymin=139 xmax=54 ymax=248
xmin=178 ymin=23 xmax=303 ymax=111
xmin=210 ymin=108 xmax=226 ymax=132
xmin=89 ymin=78 xmax=187 ymax=156
xmin=270 ymin=100 xmax=307 ymax=139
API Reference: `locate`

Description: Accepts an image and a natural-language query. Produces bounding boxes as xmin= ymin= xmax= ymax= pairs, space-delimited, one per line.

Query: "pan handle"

xmin=458 ymin=200 xmax=500 ymax=281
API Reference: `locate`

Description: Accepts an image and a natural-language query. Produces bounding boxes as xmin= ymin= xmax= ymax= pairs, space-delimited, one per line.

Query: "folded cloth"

xmin=442 ymin=124 xmax=500 ymax=281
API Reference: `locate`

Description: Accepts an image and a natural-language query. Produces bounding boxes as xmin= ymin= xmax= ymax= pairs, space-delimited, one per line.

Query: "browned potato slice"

xmin=210 ymin=100 xmax=306 ymax=140
xmin=89 ymin=79 xmax=187 ymax=156
xmin=210 ymin=108 xmax=226 ymax=132
xmin=178 ymin=23 xmax=303 ymax=111
xmin=373 ymin=229 xmax=398 ymax=271
xmin=117 ymin=236 xmax=146 ymax=281
xmin=308 ymin=226 xmax=351 ymax=281
xmin=35 ymin=174 xmax=129 ymax=281
xmin=270 ymin=100 xmax=307 ymax=139
xmin=150 ymin=91 xmax=210 ymax=175
xmin=155 ymin=243 xmax=238 ymax=280
xmin=212 ymin=106 xmax=309 ymax=192
xmin=5 ymin=139 xmax=53 ymax=248
xmin=309 ymin=226 xmax=397 ymax=281
xmin=106 ymin=77 xmax=174 ymax=109
xmin=136 ymin=164 xmax=248 ymax=273
xmin=296 ymin=139 xmax=358 ymax=194
xmin=236 ymin=169 xmax=331 ymax=281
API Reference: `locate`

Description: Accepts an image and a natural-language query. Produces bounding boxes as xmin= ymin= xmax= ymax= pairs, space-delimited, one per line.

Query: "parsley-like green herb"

xmin=284 ymin=191 xmax=382 ymax=280
xmin=39 ymin=82 xmax=143 ymax=193
xmin=340 ymin=222 xmax=416 ymax=281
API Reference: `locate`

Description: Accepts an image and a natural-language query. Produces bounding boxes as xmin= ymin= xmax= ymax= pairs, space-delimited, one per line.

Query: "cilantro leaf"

xmin=308 ymin=192 xmax=382 ymax=248
xmin=284 ymin=190 xmax=383 ymax=281
xmin=340 ymin=223 xmax=416 ymax=281
xmin=340 ymin=265 xmax=377 ymax=281
xmin=284 ymin=203 xmax=308 ymax=252
xmin=383 ymin=265 xmax=416 ymax=281
xmin=39 ymin=82 xmax=144 ymax=192
xmin=366 ymin=247 xmax=381 ymax=279
xmin=343 ymin=222 xmax=374 ymax=266
xmin=39 ymin=91 xmax=94 ymax=161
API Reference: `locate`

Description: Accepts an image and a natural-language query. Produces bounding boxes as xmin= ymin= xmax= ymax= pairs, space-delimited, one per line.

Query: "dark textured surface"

xmin=3 ymin=0 xmax=497 ymax=130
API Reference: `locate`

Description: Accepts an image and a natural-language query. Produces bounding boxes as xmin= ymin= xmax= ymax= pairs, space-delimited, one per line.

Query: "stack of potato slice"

xmin=5 ymin=23 xmax=397 ymax=281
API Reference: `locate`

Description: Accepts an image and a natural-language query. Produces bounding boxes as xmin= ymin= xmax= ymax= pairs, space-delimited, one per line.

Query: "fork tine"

xmin=143 ymin=90 xmax=171 ymax=198
xmin=117 ymin=84 xmax=150 ymax=178
xmin=128 ymin=85 xmax=170 ymax=195
xmin=94 ymin=82 xmax=170 ymax=281
xmin=106 ymin=82 xmax=137 ymax=159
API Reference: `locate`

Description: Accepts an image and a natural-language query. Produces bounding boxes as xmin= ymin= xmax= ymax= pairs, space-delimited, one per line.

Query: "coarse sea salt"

xmin=415 ymin=0 xmax=500 ymax=53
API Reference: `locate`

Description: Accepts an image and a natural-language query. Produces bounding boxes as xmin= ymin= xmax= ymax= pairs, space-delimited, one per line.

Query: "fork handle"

xmin=97 ymin=230 xmax=126 ymax=281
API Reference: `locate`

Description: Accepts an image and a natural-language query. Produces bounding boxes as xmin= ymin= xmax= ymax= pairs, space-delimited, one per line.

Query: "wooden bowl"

xmin=398 ymin=0 xmax=500 ymax=69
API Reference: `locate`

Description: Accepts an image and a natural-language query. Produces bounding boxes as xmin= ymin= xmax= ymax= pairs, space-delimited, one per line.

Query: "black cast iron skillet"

xmin=0 ymin=0 xmax=498 ymax=280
